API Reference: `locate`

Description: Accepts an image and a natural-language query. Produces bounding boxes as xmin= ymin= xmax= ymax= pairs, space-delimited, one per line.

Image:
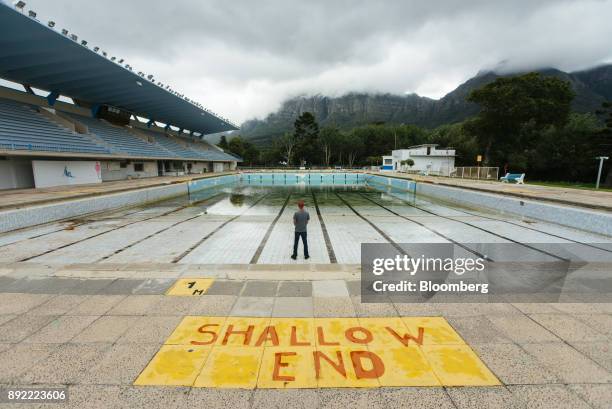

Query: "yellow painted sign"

xmin=166 ymin=279 xmax=214 ymax=296
xmin=135 ymin=316 xmax=499 ymax=388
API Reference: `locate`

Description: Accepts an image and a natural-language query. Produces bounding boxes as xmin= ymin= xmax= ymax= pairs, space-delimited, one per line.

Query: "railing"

xmin=450 ymin=166 xmax=499 ymax=180
xmin=0 ymin=142 xmax=109 ymax=154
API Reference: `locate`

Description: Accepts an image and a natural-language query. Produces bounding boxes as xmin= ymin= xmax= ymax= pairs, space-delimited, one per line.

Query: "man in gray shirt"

xmin=292 ymin=200 xmax=310 ymax=260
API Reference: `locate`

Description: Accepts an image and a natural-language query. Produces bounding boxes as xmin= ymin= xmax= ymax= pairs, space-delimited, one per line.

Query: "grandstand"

xmin=0 ymin=2 xmax=240 ymax=189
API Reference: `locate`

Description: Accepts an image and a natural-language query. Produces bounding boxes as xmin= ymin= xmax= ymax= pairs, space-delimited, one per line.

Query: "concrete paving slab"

xmin=0 ymin=314 xmax=59 ymax=342
xmin=107 ymin=295 xmax=164 ymax=315
xmin=392 ymin=302 xmax=443 ymax=316
xmin=272 ymin=297 xmax=313 ymax=317
xmin=351 ymin=296 xmax=397 ymax=317
xmin=24 ymin=315 xmax=99 ymax=344
xmin=486 ymin=314 xmax=559 ymax=343
xmin=345 ymin=280 xmax=362 ymax=296
xmin=188 ymin=295 xmax=236 ymax=316
xmin=312 ymin=280 xmax=349 ymax=297
xmin=508 ymin=385 xmax=592 ymax=409
xmin=318 ymin=388 xmax=385 ymax=409
xmin=313 ymin=297 xmax=355 ymax=317
xmin=241 ymin=280 xmax=279 ymax=297
xmin=100 ymin=279 xmax=147 ymax=295
xmin=131 ymin=278 xmax=175 ymax=295
xmin=147 ymin=297 xmax=199 ymax=316
xmin=67 ymin=385 xmax=122 ymax=409
xmin=572 ymin=313 xmax=612 ymax=337
xmin=187 ymin=388 xmax=253 ymax=409
xmin=205 ymin=280 xmax=244 ymax=295
xmin=378 ymin=388 xmax=456 ymax=409
xmin=230 ymin=296 xmax=274 ymax=317
xmin=64 ymin=278 xmax=117 ymax=295
xmin=81 ymin=343 xmax=160 ymax=385
xmin=21 ymin=343 xmax=110 ymax=384
xmin=569 ymin=342 xmax=612 ymax=371
xmin=0 ymin=343 xmax=58 ymax=383
xmin=522 ymin=342 xmax=612 ymax=383
xmin=252 ymin=389 xmax=318 ymax=409
xmin=0 ymin=314 xmax=16 ymax=326
xmin=26 ymin=294 xmax=89 ymax=316
xmin=528 ymin=313 xmax=609 ymax=343
xmin=67 ymin=295 xmax=126 ymax=315
xmin=117 ymin=316 xmax=183 ymax=344
xmin=511 ymin=303 xmax=560 ymax=314
xmin=568 ymin=384 xmax=612 ymax=409
xmin=277 ymin=281 xmax=313 ymax=297
xmin=447 ymin=386 xmax=525 ymax=409
xmin=0 ymin=293 xmax=51 ymax=314
xmin=447 ymin=316 xmax=513 ymax=344
xmin=117 ymin=385 xmax=190 ymax=409
xmin=72 ymin=316 xmax=139 ymax=343
xmin=471 ymin=343 xmax=559 ymax=384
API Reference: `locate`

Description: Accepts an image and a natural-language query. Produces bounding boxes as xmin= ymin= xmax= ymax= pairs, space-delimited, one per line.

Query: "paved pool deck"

xmin=0 ymin=182 xmax=611 ymax=407
xmin=0 ymin=172 xmax=236 ymax=211
xmin=375 ymin=172 xmax=612 ymax=211
xmin=0 ymin=265 xmax=611 ymax=408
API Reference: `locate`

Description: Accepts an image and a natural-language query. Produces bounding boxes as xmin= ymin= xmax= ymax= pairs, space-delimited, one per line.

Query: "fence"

xmin=451 ymin=166 xmax=499 ymax=180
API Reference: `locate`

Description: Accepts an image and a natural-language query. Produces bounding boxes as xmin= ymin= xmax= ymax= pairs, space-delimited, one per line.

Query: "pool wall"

xmin=365 ymin=173 xmax=612 ymax=237
xmin=0 ymin=183 xmax=188 ymax=233
xmin=2 ymin=171 xmax=610 ymax=236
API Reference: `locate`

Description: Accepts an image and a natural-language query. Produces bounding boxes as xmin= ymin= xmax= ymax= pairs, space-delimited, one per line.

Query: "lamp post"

xmin=595 ymin=156 xmax=609 ymax=189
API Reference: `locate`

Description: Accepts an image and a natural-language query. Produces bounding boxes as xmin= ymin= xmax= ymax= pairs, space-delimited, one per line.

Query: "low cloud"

xmin=22 ymin=0 xmax=612 ymax=124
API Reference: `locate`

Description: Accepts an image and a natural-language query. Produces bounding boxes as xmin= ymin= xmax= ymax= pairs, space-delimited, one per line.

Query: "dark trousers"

xmin=293 ymin=231 xmax=309 ymax=257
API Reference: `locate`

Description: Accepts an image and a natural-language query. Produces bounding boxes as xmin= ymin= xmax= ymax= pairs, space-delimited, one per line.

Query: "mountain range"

xmin=218 ymin=64 xmax=612 ymax=147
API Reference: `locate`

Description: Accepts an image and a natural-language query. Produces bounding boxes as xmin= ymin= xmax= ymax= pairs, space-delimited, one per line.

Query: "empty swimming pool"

xmin=0 ymin=172 xmax=609 ymax=265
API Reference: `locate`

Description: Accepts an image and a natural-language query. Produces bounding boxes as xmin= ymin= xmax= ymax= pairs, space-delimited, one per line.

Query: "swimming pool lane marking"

xmin=358 ymin=191 xmax=569 ymax=262
xmin=311 ymin=191 xmax=337 ymax=263
xmin=17 ymin=197 xmax=216 ymax=262
xmin=172 ymin=192 xmax=272 ymax=263
xmin=425 ymin=202 xmax=612 ymax=254
xmin=0 ymin=205 xmax=154 ymax=250
xmin=95 ymin=194 xmax=231 ymax=263
xmin=333 ymin=192 xmax=408 ymax=256
xmin=364 ymin=178 xmax=611 ymax=252
xmin=249 ymin=193 xmax=292 ymax=264
xmin=353 ymin=192 xmax=491 ymax=261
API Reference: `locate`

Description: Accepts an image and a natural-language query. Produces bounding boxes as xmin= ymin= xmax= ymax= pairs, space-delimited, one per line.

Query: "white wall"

xmin=32 ymin=160 xmax=102 ymax=188
xmin=0 ymin=157 xmax=34 ymax=189
xmin=100 ymin=160 xmax=158 ymax=181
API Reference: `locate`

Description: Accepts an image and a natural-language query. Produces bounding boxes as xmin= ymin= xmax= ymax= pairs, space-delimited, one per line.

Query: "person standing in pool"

xmin=292 ymin=200 xmax=310 ymax=260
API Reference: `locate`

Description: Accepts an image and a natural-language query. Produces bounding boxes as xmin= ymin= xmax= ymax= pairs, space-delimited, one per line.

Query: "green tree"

xmin=293 ymin=112 xmax=320 ymax=166
xmin=401 ymin=159 xmax=415 ymax=169
xmin=465 ymin=72 xmax=575 ymax=166
xmin=242 ymin=141 xmax=260 ymax=167
xmin=320 ymin=126 xmax=342 ymax=167
xmin=275 ymin=132 xmax=296 ymax=166
xmin=228 ymin=136 xmax=245 ymax=157
xmin=218 ymin=134 xmax=229 ymax=150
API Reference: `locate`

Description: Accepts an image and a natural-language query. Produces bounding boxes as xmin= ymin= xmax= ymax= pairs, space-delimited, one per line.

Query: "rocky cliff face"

xmin=238 ymin=65 xmax=612 ymax=146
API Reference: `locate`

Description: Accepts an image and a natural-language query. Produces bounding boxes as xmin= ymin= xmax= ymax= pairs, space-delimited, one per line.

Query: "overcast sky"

xmin=18 ymin=0 xmax=612 ymax=123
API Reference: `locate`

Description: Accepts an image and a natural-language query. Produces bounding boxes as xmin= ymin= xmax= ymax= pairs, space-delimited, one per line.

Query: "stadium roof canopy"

xmin=0 ymin=3 xmax=238 ymax=135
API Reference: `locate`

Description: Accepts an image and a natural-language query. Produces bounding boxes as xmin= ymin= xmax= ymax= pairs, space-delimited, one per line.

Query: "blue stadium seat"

xmin=0 ymin=98 xmax=111 ymax=154
xmin=139 ymin=130 xmax=203 ymax=159
xmin=65 ymin=113 xmax=175 ymax=158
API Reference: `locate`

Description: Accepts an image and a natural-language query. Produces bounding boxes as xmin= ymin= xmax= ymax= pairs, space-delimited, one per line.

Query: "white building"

xmin=381 ymin=144 xmax=456 ymax=176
